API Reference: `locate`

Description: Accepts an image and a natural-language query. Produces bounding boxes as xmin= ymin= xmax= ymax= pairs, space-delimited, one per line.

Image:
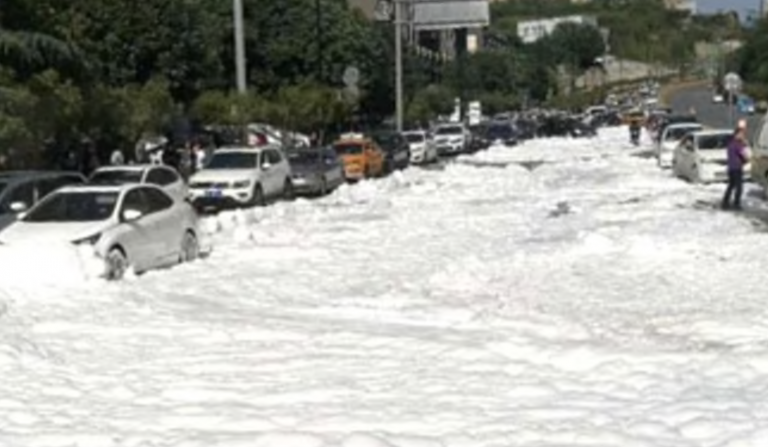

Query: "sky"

xmin=696 ymin=0 xmax=764 ymax=21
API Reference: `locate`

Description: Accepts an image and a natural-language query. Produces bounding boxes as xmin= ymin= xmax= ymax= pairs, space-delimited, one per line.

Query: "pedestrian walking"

xmin=721 ymin=121 xmax=750 ymax=211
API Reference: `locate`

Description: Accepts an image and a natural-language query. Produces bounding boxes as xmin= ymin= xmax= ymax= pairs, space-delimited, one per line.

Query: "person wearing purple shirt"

xmin=721 ymin=125 xmax=749 ymax=211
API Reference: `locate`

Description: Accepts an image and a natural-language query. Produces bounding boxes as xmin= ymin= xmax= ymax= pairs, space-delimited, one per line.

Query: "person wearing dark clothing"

xmin=721 ymin=125 xmax=749 ymax=211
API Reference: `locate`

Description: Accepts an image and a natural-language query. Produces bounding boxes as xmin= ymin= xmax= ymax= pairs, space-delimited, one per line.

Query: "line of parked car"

xmin=0 ymin=119 xmax=540 ymax=280
xmin=642 ymin=107 xmax=748 ymax=184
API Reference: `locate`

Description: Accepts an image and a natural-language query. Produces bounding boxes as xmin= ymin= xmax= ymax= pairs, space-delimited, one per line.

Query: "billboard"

xmin=517 ymin=15 xmax=598 ymax=44
xmin=411 ymin=0 xmax=490 ymax=31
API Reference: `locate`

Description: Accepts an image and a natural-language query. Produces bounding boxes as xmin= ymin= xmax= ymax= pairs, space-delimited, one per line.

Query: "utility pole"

xmin=234 ymin=0 xmax=247 ymax=94
xmin=394 ymin=0 xmax=404 ymax=133
xmin=233 ymin=0 xmax=248 ymax=143
xmin=316 ymin=0 xmax=323 ymax=82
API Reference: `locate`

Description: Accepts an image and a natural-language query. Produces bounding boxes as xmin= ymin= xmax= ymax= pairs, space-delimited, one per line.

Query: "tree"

xmin=545 ymin=23 xmax=605 ymax=72
xmin=405 ymin=84 xmax=454 ymax=126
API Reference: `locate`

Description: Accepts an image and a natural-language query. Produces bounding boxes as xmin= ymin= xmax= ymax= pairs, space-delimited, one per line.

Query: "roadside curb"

xmin=659 ymin=79 xmax=708 ymax=106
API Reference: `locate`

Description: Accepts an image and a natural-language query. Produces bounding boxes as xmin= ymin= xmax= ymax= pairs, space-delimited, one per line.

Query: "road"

xmin=668 ymin=84 xmax=763 ymax=140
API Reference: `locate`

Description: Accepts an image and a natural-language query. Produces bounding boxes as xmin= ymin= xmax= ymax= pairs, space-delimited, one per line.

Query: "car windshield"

xmin=288 ymin=151 xmax=320 ymax=165
xmin=698 ymin=134 xmax=732 ymax=150
xmin=435 ymin=126 xmax=463 ymax=136
xmin=334 ymin=144 xmax=364 ymax=155
xmin=404 ymin=133 xmax=425 ymax=143
xmin=206 ymin=152 xmax=258 ymax=169
xmin=23 ymin=191 xmax=119 ymax=223
xmin=89 ymin=170 xmax=143 ymax=184
xmin=666 ymin=126 xmax=701 ymax=140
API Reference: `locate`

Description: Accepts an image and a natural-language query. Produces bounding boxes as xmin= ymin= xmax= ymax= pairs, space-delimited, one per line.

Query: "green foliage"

xmin=543 ymin=23 xmax=605 ymax=71
xmin=405 ymin=84 xmax=454 ymax=125
xmin=0 ymin=0 xmax=738 ymax=169
xmin=737 ymin=18 xmax=768 ymax=91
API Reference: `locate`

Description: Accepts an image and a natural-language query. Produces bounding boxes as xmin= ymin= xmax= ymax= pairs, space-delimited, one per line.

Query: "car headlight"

xmin=232 ymin=180 xmax=251 ymax=188
xmin=72 ymin=233 xmax=102 ymax=245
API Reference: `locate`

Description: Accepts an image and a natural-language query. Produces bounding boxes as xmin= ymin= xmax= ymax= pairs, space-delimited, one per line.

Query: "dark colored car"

xmin=370 ymin=131 xmax=410 ymax=173
xmin=0 ymin=171 xmax=86 ymax=232
xmin=286 ymin=147 xmax=346 ymax=196
xmin=469 ymin=124 xmax=490 ymax=152
xmin=485 ymin=123 xmax=519 ymax=146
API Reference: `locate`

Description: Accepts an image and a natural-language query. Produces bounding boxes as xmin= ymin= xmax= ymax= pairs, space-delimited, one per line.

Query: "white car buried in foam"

xmin=656 ymin=122 xmax=703 ymax=168
xmin=673 ymin=129 xmax=751 ymax=183
xmin=0 ymin=183 xmax=201 ymax=280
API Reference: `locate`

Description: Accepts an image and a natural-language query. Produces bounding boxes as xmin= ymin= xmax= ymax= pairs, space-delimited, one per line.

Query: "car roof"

xmin=692 ymin=129 xmax=731 ymax=137
xmin=335 ymin=138 xmax=369 ymax=144
xmin=667 ymin=122 xmax=702 ymax=129
xmin=213 ymin=147 xmax=267 ymax=154
xmin=56 ymin=183 xmax=154 ymax=194
xmin=0 ymin=170 xmax=83 ymax=180
xmin=92 ymin=164 xmax=155 ymax=172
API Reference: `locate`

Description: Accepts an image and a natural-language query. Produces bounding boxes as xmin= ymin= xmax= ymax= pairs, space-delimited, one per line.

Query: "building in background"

xmin=347 ymin=0 xmax=490 ymax=57
xmin=516 ymin=15 xmax=598 ymax=44
xmin=664 ymin=0 xmax=697 ymax=12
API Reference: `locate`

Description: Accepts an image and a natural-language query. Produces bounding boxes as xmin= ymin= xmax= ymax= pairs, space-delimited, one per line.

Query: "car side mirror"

xmin=122 ymin=208 xmax=143 ymax=222
xmin=262 ymin=162 xmax=272 ymax=170
xmin=9 ymin=202 xmax=27 ymax=213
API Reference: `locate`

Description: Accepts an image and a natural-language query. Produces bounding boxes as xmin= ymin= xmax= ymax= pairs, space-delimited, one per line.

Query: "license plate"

xmin=205 ymin=189 xmax=222 ymax=198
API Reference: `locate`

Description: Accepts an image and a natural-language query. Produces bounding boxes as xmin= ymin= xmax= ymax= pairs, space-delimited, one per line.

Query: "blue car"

xmin=737 ymin=95 xmax=756 ymax=114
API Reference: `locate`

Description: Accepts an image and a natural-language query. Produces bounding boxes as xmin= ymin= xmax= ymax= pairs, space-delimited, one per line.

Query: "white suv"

xmin=432 ymin=124 xmax=469 ymax=155
xmin=188 ymin=146 xmax=293 ymax=210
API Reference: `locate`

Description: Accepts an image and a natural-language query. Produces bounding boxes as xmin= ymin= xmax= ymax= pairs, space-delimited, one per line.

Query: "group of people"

xmin=105 ymin=138 xmax=213 ymax=179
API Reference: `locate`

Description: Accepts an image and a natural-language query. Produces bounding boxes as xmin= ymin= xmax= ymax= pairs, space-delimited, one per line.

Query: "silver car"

xmin=287 ymin=147 xmax=345 ymax=196
xmin=0 ymin=171 xmax=86 ymax=232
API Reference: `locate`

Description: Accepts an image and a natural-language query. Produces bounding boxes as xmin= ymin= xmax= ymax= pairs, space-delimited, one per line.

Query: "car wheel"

xmin=105 ymin=247 xmax=128 ymax=281
xmin=283 ymin=178 xmax=295 ymax=200
xmin=249 ymin=184 xmax=264 ymax=207
xmin=180 ymin=231 xmax=199 ymax=263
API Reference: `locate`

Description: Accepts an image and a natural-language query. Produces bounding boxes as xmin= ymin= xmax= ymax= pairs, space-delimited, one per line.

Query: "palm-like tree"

xmin=0 ymin=28 xmax=80 ymax=69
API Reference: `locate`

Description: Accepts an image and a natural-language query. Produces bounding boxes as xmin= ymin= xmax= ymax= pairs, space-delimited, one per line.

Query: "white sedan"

xmin=89 ymin=164 xmax=188 ymax=202
xmin=673 ymin=129 xmax=750 ymax=183
xmin=656 ymin=122 xmax=703 ymax=168
xmin=0 ymin=184 xmax=200 ymax=280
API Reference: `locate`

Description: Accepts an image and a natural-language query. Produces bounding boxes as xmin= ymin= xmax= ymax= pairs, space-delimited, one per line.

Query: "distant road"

xmin=668 ymin=84 xmax=763 ymax=140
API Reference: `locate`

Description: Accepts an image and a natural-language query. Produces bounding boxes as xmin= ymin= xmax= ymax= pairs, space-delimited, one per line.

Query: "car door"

xmin=141 ymin=186 xmax=180 ymax=264
xmin=271 ymin=149 xmax=290 ymax=193
xmin=146 ymin=166 xmax=187 ymax=202
xmin=258 ymin=150 xmax=276 ymax=196
xmin=117 ymin=188 xmax=154 ymax=270
xmin=679 ymin=136 xmax=696 ymax=180
xmin=367 ymin=142 xmax=383 ymax=174
xmin=323 ymin=149 xmax=344 ymax=184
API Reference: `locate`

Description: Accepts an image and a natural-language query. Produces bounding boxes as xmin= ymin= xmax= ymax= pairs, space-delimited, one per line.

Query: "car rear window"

xmin=698 ymin=134 xmax=732 ymax=150
xmin=334 ymin=144 xmax=364 ymax=155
